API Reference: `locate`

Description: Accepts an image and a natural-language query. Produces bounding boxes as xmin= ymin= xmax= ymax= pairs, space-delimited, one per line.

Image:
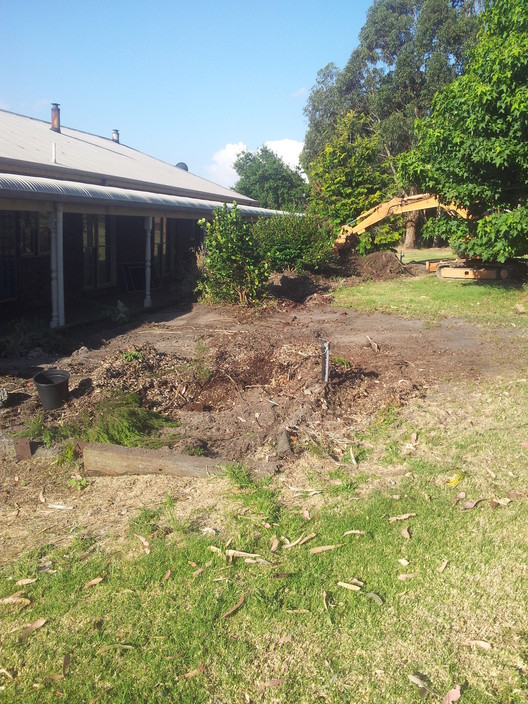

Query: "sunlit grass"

xmin=400 ymin=246 xmax=455 ymax=264
xmin=2 ymin=377 xmax=528 ymax=701
xmin=334 ymin=273 xmax=528 ymax=326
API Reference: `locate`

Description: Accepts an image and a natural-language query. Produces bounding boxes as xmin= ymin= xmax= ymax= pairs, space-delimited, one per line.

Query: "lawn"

xmin=400 ymin=246 xmax=455 ymax=264
xmin=334 ymin=272 xmax=528 ymax=327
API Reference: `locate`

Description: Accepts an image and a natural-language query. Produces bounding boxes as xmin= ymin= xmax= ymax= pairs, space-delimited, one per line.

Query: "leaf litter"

xmin=309 ymin=544 xmax=343 ymax=554
xmin=443 ymin=684 xmax=462 ymax=703
xmin=222 ymin=593 xmax=245 ymax=619
xmin=18 ymin=617 xmax=46 ymax=643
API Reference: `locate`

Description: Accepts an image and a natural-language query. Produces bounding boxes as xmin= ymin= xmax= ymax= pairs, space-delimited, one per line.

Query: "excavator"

xmin=334 ymin=193 xmax=514 ymax=280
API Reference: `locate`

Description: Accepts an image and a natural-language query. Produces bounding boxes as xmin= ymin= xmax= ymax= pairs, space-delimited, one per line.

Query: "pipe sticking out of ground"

xmin=321 ymin=341 xmax=330 ymax=383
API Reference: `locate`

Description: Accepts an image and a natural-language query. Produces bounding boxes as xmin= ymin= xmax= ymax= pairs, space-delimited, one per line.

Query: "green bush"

xmin=421 ymin=215 xmax=468 ymax=247
xmin=252 ymin=213 xmax=335 ymax=272
xmin=422 ymin=209 xmax=528 ymax=263
xmin=197 ymin=204 xmax=269 ymax=305
xmin=356 ymin=223 xmax=401 ymax=256
xmin=455 ymin=208 xmax=528 ymax=263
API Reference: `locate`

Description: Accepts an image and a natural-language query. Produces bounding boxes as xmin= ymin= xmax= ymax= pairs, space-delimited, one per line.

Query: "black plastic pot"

xmin=33 ymin=369 xmax=70 ymax=410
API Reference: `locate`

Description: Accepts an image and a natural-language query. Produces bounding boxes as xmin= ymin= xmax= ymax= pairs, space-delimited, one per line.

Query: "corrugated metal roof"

xmin=0 ymin=108 xmax=256 ymax=205
xmin=0 ymin=173 xmax=283 ymax=218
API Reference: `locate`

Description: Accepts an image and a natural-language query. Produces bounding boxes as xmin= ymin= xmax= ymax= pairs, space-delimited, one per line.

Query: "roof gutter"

xmin=0 ymin=173 xmax=283 ymax=219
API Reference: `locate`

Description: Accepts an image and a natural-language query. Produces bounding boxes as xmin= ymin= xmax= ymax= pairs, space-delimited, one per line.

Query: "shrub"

xmin=252 ymin=213 xmax=335 ymax=272
xmin=456 ymin=208 xmax=528 ymax=263
xmin=197 ymin=204 xmax=269 ymax=305
xmin=421 ymin=215 xmax=468 ymax=248
xmin=356 ymin=223 xmax=401 ymax=256
xmin=0 ymin=319 xmax=66 ymax=358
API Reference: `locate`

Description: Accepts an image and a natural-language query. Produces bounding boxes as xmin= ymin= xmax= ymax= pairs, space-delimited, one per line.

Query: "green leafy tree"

xmin=302 ymin=0 xmax=481 ymax=247
xmin=198 ymin=204 xmax=269 ymax=305
xmin=400 ymin=0 xmax=528 ymax=262
xmin=301 ymin=63 xmax=345 ymax=173
xmin=303 ymin=1 xmax=480 ymax=170
xmin=307 ymin=111 xmax=390 ymax=229
xmin=233 ymin=146 xmax=306 ymax=210
xmin=252 ymin=213 xmax=335 ymax=273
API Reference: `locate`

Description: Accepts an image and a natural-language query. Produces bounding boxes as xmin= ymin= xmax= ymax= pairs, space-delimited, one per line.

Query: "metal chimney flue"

xmin=50 ymin=103 xmax=61 ymax=133
xmin=112 ymin=129 xmax=120 ymax=143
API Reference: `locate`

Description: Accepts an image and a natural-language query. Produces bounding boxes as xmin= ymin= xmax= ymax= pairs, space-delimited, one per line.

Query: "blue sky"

xmin=0 ymin=0 xmax=372 ymax=187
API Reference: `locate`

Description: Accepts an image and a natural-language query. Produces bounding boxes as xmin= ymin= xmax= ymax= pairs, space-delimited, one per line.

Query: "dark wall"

xmin=63 ymin=213 xmax=84 ymax=300
xmin=1 ymin=210 xmax=202 ymax=321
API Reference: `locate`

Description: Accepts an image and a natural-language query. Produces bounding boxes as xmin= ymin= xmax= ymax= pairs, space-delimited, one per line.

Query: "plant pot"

xmin=33 ymin=369 xmax=70 ymax=410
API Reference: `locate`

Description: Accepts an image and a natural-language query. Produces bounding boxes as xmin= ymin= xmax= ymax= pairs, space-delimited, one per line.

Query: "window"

xmin=83 ymin=215 xmax=116 ymax=290
xmin=20 ymin=212 xmax=50 ymax=257
xmin=153 ymin=217 xmax=169 ymax=275
xmin=0 ymin=211 xmax=17 ymax=301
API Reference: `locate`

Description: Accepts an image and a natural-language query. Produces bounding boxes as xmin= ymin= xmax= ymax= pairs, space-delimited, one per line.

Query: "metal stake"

xmin=321 ymin=341 xmax=330 ymax=383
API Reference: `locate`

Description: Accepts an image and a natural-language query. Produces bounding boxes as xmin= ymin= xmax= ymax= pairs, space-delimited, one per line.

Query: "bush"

xmin=252 ymin=213 xmax=335 ymax=272
xmin=197 ymin=204 xmax=269 ymax=305
xmin=422 ymin=208 xmax=528 ymax=263
xmin=455 ymin=208 xmax=528 ymax=263
xmin=421 ymin=215 xmax=468 ymax=247
xmin=0 ymin=319 xmax=66 ymax=358
xmin=356 ymin=223 xmax=401 ymax=256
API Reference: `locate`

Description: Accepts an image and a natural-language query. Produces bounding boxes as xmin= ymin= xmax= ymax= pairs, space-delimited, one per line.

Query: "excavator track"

xmin=435 ymin=260 xmax=513 ymax=280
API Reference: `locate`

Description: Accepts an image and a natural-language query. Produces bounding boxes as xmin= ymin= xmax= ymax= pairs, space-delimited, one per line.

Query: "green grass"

xmin=400 ymin=246 xmax=455 ymax=264
xmin=334 ymin=273 xmax=528 ymax=326
xmin=15 ymin=391 xmax=181 ymax=449
xmin=1 ymin=485 xmax=527 ymax=701
xmin=2 ymin=379 xmax=528 ymax=702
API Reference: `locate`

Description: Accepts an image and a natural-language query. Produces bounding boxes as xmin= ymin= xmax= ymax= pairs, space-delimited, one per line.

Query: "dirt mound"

xmin=268 ymin=272 xmax=323 ymax=302
xmin=338 ymin=250 xmax=411 ymax=281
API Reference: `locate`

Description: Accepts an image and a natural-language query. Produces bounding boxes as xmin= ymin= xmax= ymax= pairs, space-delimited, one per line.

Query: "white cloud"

xmin=264 ymin=138 xmax=304 ymax=172
xmin=204 ymin=141 xmax=247 ymax=188
xmin=292 ymin=87 xmax=307 ymax=99
xmin=204 ymin=138 xmax=306 ymax=189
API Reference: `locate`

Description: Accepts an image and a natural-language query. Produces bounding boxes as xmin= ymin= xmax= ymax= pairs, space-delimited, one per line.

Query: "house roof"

xmin=0 ymin=108 xmax=256 ymax=206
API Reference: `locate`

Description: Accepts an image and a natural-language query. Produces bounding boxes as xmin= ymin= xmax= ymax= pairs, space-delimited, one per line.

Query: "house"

xmin=0 ymin=104 xmax=277 ymax=327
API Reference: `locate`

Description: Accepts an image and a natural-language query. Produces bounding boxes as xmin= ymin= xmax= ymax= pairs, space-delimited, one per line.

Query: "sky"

xmin=0 ymin=0 xmax=372 ymax=188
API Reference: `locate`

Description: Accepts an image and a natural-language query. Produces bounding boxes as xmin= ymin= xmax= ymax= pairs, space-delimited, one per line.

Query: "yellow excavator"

xmin=334 ymin=193 xmax=514 ymax=280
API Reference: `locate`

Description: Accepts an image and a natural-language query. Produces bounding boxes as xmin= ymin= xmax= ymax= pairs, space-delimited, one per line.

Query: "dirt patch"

xmin=1 ymin=274 xmax=525 ymax=565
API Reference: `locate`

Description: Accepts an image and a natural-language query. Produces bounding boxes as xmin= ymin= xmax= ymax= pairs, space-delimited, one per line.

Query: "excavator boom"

xmin=334 ymin=193 xmax=514 ymax=280
xmin=334 ymin=193 xmax=468 ymax=250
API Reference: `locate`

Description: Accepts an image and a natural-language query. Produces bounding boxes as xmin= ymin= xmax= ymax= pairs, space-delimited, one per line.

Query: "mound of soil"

xmin=338 ymin=250 xmax=417 ymax=280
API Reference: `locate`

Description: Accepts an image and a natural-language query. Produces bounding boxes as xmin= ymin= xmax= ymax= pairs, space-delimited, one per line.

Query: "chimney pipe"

xmin=51 ymin=103 xmax=61 ymax=133
xmin=112 ymin=129 xmax=120 ymax=143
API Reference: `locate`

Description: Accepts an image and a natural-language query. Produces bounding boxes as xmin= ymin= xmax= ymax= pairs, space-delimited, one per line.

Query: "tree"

xmin=301 ymin=0 xmax=481 ymax=247
xmin=301 ymin=63 xmax=346 ymax=172
xmin=302 ymin=1 xmax=480 ymax=170
xmin=307 ymin=111 xmax=390 ymax=229
xmin=400 ymin=0 xmax=528 ymax=262
xmin=233 ymin=146 xmax=306 ymax=211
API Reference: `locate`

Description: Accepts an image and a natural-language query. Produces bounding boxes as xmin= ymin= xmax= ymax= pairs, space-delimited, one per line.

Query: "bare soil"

xmin=1 ymin=258 xmax=523 ymax=564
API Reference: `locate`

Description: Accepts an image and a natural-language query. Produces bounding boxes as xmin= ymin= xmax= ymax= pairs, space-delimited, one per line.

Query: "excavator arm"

xmin=334 ymin=194 xmax=515 ymax=280
xmin=334 ymin=193 xmax=468 ymax=250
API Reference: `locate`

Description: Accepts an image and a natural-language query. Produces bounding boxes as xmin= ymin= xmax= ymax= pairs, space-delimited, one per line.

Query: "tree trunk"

xmin=404 ymin=211 xmax=419 ymax=249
